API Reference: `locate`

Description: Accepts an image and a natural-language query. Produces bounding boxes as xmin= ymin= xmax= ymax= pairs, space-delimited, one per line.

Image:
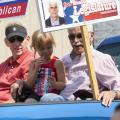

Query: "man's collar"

xmin=50 ymin=17 xmax=59 ymax=26
xmin=8 ymin=50 xmax=30 ymax=65
xmin=50 ymin=16 xmax=59 ymax=21
xmin=70 ymin=50 xmax=81 ymax=60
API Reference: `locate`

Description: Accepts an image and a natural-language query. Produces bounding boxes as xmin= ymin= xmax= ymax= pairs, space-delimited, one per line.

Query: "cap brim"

xmin=7 ymin=32 xmax=26 ymax=39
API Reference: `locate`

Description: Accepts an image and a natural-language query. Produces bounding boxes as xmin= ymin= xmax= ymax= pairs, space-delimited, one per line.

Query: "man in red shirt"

xmin=0 ymin=23 xmax=35 ymax=103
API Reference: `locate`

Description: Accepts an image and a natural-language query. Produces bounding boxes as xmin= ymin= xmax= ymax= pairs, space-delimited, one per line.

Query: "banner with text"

xmin=38 ymin=0 xmax=120 ymax=32
xmin=0 ymin=0 xmax=28 ymax=19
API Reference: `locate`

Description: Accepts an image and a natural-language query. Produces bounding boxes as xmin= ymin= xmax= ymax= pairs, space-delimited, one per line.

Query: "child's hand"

xmin=47 ymin=76 xmax=56 ymax=88
xmin=28 ymin=57 xmax=46 ymax=88
xmin=34 ymin=58 xmax=46 ymax=70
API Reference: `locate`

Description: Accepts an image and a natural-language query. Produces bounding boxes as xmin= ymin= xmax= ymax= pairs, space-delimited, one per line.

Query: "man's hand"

xmin=3 ymin=99 xmax=15 ymax=104
xmin=34 ymin=58 xmax=46 ymax=70
xmin=97 ymin=91 xmax=116 ymax=107
xmin=10 ymin=80 xmax=24 ymax=100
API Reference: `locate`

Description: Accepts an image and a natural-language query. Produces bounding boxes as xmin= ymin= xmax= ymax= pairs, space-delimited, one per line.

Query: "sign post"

xmin=81 ymin=25 xmax=99 ymax=100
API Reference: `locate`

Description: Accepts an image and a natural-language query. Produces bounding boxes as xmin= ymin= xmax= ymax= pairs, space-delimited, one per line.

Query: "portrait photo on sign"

xmin=41 ymin=0 xmax=65 ymax=28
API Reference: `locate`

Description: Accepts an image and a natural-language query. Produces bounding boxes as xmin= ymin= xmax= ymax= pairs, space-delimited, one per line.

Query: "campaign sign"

xmin=38 ymin=0 xmax=120 ymax=32
xmin=0 ymin=0 xmax=28 ymax=19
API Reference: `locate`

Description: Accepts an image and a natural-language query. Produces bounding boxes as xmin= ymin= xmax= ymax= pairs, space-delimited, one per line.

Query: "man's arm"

xmin=96 ymin=54 xmax=120 ymax=106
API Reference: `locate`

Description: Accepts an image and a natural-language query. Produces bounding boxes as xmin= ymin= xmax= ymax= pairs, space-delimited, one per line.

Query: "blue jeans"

xmin=40 ymin=93 xmax=65 ymax=102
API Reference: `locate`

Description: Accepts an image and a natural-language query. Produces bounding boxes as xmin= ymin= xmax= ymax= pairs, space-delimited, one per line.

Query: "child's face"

xmin=37 ymin=43 xmax=53 ymax=60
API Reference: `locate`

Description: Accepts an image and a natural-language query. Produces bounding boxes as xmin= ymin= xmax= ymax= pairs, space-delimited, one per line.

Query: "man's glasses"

xmin=68 ymin=33 xmax=82 ymax=41
xmin=8 ymin=36 xmax=24 ymax=43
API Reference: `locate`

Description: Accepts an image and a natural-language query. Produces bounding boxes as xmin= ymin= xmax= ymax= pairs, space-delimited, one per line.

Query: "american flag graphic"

xmin=62 ymin=0 xmax=118 ymax=24
xmin=62 ymin=0 xmax=84 ymax=24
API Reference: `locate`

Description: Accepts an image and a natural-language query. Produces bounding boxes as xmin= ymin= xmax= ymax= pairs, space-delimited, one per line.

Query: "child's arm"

xmin=27 ymin=61 xmax=38 ymax=88
xmin=27 ymin=58 xmax=46 ymax=88
xmin=48 ymin=59 xmax=66 ymax=90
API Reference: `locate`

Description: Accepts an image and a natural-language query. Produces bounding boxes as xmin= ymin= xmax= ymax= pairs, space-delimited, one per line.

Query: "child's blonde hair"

xmin=32 ymin=30 xmax=55 ymax=51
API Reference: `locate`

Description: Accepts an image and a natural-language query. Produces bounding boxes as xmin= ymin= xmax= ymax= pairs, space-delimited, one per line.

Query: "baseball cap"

xmin=5 ymin=24 xmax=27 ymax=39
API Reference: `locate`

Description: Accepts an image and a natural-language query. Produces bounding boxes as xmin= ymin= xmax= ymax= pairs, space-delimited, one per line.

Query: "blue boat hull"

xmin=0 ymin=101 xmax=120 ymax=120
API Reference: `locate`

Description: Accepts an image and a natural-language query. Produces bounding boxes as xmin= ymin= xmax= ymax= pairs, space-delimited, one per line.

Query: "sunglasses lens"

xmin=68 ymin=33 xmax=82 ymax=41
xmin=8 ymin=37 xmax=15 ymax=43
xmin=8 ymin=36 xmax=24 ymax=43
xmin=68 ymin=34 xmax=75 ymax=40
xmin=77 ymin=33 xmax=82 ymax=39
xmin=17 ymin=36 xmax=24 ymax=42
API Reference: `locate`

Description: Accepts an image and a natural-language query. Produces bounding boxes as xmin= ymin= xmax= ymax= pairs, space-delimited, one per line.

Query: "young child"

xmin=26 ymin=30 xmax=66 ymax=102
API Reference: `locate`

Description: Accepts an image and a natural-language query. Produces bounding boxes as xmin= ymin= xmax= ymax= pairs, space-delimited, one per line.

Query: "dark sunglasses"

xmin=8 ymin=36 xmax=24 ymax=43
xmin=68 ymin=33 xmax=82 ymax=41
xmin=50 ymin=6 xmax=57 ymax=9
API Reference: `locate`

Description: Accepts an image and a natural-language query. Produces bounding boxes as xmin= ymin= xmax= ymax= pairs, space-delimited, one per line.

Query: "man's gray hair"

xmin=68 ymin=24 xmax=93 ymax=33
xmin=48 ymin=0 xmax=58 ymax=6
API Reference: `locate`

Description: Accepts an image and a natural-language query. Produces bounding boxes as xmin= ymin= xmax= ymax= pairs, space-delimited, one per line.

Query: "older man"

xmin=45 ymin=0 xmax=65 ymax=27
xmin=60 ymin=26 xmax=120 ymax=106
xmin=0 ymin=23 xmax=35 ymax=103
